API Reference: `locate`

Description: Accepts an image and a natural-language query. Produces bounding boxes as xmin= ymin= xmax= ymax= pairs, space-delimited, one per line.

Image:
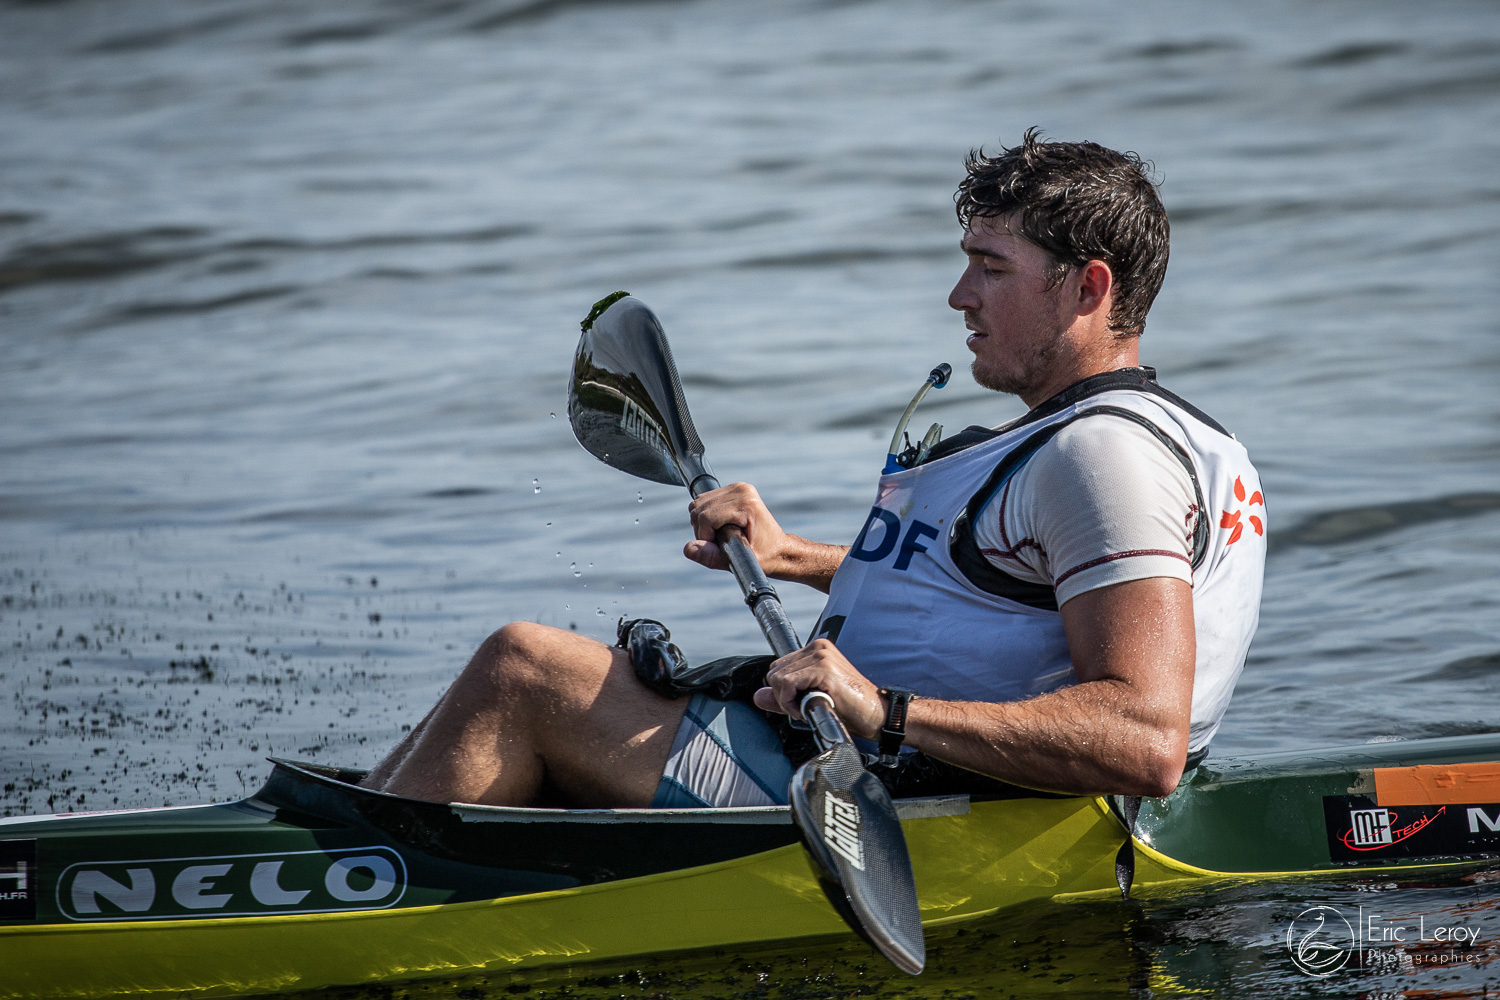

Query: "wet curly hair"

xmin=954 ymin=128 xmax=1170 ymax=336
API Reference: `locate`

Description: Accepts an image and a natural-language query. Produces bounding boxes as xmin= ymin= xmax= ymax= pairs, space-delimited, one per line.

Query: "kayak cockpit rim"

xmin=263 ymin=757 xmax=972 ymax=824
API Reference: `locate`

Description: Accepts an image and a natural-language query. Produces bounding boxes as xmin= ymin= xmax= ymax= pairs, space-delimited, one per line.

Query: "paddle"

xmin=568 ymin=292 xmax=925 ymax=974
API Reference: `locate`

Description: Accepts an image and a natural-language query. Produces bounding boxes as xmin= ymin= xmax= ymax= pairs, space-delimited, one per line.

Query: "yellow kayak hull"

xmin=2 ymin=796 xmax=1172 ymax=999
xmin=5 ymin=731 xmax=1499 ymax=998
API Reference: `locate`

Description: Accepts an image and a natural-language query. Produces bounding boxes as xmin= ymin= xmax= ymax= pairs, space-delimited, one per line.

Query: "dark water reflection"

xmin=264 ymin=875 xmax=1500 ymax=999
xmin=2 ymin=0 xmax=1499 ymax=995
xmin=274 ymin=901 xmax=1153 ymax=1000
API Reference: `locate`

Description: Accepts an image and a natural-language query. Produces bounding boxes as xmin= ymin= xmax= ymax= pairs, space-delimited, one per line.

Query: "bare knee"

xmin=486 ymin=621 xmax=559 ymax=663
xmin=469 ymin=622 xmax=611 ymax=695
xmin=466 ymin=622 xmax=550 ymax=689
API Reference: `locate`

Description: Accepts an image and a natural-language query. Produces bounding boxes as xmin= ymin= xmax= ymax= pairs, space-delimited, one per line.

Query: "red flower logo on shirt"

xmin=1220 ymin=477 xmax=1264 ymax=544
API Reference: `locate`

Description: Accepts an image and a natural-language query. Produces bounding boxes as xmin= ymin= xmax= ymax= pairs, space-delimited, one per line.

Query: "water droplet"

xmin=532 ymin=479 xmax=540 ymax=494
xmin=634 ymin=518 xmax=639 ymax=524
xmin=571 ymin=562 xmax=580 ymax=578
xmin=549 ymin=412 xmax=556 ymax=419
xmin=636 ymin=492 xmax=643 ymax=503
xmin=564 ymin=604 xmax=571 ymax=611
xmin=595 ymin=608 xmax=605 ymax=617
xmin=554 ymin=551 xmax=561 ymax=558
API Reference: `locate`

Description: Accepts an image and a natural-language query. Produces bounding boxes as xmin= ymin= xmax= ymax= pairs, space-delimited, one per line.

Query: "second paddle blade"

xmin=568 ymin=294 xmax=706 ymax=488
xmin=791 ymin=742 xmax=925 ymax=974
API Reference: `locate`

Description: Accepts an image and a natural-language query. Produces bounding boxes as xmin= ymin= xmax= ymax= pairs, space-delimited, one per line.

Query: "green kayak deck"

xmin=1 ymin=732 xmax=1496 ymax=998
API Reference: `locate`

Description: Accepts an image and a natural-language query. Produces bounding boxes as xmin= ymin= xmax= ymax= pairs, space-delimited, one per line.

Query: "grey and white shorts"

xmin=650 ymin=693 xmax=793 ymax=808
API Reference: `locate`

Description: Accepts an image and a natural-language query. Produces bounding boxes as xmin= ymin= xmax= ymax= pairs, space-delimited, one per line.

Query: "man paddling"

xmin=362 ymin=130 xmax=1265 ymax=807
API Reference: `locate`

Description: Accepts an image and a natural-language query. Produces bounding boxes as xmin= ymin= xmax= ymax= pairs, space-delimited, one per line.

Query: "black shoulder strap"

xmin=1140 ymin=378 xmax=1231 ymax=437
xmin=949 ymin=405 xmax=1208 ymax=609
xmin=1022 ymin=367 xmax=1232 ymax=437
xmin=917 ymin=367 xmax=1232 ymax=470
xmin=919 ymin=425 xmax=1004 ymax=464
xmin=949 ymin=420 xmax=1075 ymax=611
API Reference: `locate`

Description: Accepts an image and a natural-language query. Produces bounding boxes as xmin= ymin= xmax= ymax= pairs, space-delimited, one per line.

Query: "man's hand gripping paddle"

xmin=568 ymin=293 xmax=925 ymax=975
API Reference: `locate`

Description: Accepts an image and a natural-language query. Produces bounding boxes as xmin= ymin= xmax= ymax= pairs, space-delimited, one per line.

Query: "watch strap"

xmin=876 ymin=687 xmax=916 ymax=766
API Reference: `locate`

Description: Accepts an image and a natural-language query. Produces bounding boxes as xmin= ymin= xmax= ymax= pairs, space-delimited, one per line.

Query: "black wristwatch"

xmin=876 ymin=687 xmax=916 ymax=768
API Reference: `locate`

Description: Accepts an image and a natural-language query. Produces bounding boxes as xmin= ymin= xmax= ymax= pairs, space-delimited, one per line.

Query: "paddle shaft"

xmin=689 ymin=474 xmax=848 ymax=747
xmin=569 ymin=297 xmax=923 ymax=972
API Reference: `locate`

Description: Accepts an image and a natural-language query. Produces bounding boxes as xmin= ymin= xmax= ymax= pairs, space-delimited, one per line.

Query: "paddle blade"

xmin=791 ymin=742 xmax=925 ymax=974
xmin=568 ymin=294 xmax=707 ymax=488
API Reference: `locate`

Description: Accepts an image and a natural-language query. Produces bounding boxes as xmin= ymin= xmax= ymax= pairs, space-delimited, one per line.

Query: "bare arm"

xmin=684 ymin=482 xmax=847 ymax=594
xmin=755 ymin=576 xmax=1196 ymax=797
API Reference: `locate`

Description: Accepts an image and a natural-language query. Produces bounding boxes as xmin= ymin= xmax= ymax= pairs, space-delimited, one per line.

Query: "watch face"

xmin=879 ymin=689 xmax=913 ymax=733
xmin=879 ymin=689 xmax=913 ymax=762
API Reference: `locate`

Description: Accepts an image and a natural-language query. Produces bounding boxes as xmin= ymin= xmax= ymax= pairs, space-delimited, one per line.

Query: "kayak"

xmin=1 ymin=731 xmax=1497 ymax=999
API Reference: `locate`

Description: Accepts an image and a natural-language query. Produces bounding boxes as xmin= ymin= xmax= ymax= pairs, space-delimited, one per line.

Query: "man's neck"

xmin=1018 ymin=333 xmax=1141 ymax=409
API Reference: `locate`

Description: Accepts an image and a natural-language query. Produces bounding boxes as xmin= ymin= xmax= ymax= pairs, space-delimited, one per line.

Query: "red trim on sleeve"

xmin=1054 ymin=549 xmax=1192 ymax=587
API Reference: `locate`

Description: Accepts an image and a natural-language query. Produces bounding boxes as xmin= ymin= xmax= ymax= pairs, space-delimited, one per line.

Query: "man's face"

xmin=948 ymin=214 xmax=1076 ymax=401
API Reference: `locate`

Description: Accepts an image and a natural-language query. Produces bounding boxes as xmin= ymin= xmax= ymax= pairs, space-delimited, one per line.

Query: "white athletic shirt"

xmin=973 ymin=415 xmax=1197 ymax=606
xmin=813 ymin=369 xmax=1266 ymax=754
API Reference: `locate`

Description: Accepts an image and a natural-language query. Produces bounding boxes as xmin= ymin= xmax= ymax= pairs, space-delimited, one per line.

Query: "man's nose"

xmin=948 ymin=267 xmax=977 ymax=312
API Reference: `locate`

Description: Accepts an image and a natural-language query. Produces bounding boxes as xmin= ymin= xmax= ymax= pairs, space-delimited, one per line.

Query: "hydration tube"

xmin=882 ymin=363 xmax=952 ymax=474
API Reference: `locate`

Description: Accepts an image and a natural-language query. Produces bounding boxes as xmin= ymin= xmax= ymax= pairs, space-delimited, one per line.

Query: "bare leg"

xmin=360 ymin=700 xmax=439 ymax=788
xmin=361 ymin=622 xmax=688 ymax=807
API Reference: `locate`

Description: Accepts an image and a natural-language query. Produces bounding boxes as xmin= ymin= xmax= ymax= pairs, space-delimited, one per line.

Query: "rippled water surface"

xmin=3 ymin=0 xmax=1499 ymax=995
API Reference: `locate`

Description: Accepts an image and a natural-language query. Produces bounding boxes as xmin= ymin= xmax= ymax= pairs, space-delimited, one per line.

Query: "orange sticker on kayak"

xmin=1374 ymin=762 xmax=1500 ymax=806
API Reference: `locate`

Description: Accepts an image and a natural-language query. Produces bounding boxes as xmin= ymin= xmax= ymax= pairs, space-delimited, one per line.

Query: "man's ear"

xmin=1074 ymin=260 xmax=1114 ymax=318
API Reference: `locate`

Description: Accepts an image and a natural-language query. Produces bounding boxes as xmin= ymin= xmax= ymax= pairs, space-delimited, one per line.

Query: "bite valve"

xmin=883 ymin=363 xmax=952 ymax=474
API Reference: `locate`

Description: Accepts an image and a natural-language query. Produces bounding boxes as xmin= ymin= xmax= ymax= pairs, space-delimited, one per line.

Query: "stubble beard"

xmin=969 ymin=320 xmax=1068 ymax=400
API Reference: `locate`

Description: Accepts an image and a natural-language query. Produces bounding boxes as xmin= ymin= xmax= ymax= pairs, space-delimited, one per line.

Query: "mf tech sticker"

xmin=0 ymin=839 xmax=37 ymax=921
xmin=57 ymin=846 xmax=405 ymax=921
xmin=1323 ymin=795 xmax=1500 ymax=863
